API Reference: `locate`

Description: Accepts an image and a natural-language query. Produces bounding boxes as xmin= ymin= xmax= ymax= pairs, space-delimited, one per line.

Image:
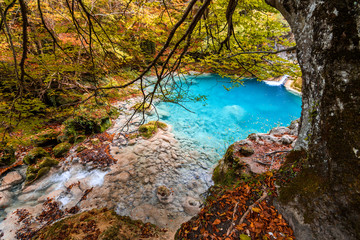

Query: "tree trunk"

xmin=265 ymin=0 xmax=360 ymax=239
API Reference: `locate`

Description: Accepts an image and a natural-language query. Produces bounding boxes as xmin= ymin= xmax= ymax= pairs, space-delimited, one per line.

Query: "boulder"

xmin=269 ymin=127 xmax=291 ymax=135
xmin=38 ymin=157 xmax=59 ymax=168
xmin=53 ymin=142 xmax=72 ymax=157
xmin=1 ymin=171 xmax=23 ymax=186
xmin=0 ymin=191 xmax=12 ymax=208
xmin=31 ymin=129 xmax=60 ymax=146
xmin=23 ymin=147 xmax=50 ymax=165
xmin=0 ymin=145 xmax=15 ymax=167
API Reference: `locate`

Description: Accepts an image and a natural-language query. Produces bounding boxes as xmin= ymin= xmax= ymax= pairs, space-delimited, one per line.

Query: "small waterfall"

xmin=263 ymin=75 xmax=289 ymax=86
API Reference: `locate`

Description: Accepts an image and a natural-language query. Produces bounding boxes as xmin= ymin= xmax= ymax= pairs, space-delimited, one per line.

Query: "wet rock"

xmin=183 ymin=197 xmax=201 ymax=216
xmin=1 ymin=171 xmax=23 ymax=187
xmin=53 ymin=142 xmax=72 ymax=158
xmin=37 ymin=189 xmax=64 ymax=203
xmin=131 ymin=204 xmax=170 ymax=228
xmin=0 ymin=191 xmax=12 ymax=208
xmin=23 ymin=147 xmax=50 ymax=165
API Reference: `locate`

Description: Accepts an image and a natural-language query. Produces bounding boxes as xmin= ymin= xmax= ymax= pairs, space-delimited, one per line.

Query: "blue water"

xmin=151 ymin=74 xmax=302 ymax=157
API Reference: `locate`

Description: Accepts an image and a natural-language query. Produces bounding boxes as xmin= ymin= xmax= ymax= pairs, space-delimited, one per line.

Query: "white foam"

xmin=264 ymin=75 xmax=289 ymax=86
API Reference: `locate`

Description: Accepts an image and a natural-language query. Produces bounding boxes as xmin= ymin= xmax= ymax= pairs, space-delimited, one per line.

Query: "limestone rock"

xmin=0 ymin=191 xmax=12 ymax=208
xmin=1 ymin=171 xmax=23 ymax=186
xmin=269 ymin=127 xmax=291 ymax=135
xmin=183 ymin=197 xmax=201 ymax=216
xmin=118 ymin=171 xmax=130 ymax=182
xmin=281 ymin=135 xmax=296 ymax=145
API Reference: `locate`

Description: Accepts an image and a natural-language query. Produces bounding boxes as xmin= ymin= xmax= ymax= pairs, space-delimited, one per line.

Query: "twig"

xmin=226 ymin=190 xmax=268 ymax=236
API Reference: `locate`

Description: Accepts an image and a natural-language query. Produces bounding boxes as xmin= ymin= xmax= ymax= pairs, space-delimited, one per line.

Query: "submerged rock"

xmin=0 ymin=191 xmax=12 ymax=208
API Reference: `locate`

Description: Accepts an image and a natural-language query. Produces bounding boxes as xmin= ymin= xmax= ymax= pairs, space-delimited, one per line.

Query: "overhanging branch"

xmin=225 ymin=46 xmax=296 ymax=59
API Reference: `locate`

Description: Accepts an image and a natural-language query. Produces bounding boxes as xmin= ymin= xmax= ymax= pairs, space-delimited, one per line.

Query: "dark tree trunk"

xmin=265 ymin=0 xmax=360 ymax=239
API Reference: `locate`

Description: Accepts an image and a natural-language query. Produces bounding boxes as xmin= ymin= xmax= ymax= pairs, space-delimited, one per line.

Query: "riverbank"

xmin=0 ymin=97 xmax=215 ymax=239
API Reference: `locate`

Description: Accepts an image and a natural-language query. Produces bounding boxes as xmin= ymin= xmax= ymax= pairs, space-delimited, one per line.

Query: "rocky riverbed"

xmin=0 ymin=98 xmax=216 ymax=239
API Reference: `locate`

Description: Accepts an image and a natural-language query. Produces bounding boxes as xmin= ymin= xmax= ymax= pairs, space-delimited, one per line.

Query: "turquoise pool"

xmin=150 ymin=74 xmax=302 ymax=156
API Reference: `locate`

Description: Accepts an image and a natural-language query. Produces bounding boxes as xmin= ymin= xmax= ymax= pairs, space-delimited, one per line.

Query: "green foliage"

xmin=23 ymin=147 xmax=50 ymax=165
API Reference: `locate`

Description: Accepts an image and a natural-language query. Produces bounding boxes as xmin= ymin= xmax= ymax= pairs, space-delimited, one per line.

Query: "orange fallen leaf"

xmin=213 ymin=219 xmax=221 ymax=225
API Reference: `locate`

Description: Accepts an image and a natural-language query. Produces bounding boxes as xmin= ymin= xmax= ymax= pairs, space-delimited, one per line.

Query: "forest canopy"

xmin=0 ymin=0 xmax=298 ymax=142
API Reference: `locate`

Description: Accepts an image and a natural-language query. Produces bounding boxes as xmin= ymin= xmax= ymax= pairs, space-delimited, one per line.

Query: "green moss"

xmin=26 ymin=173 xmax=37 ymax=181
xmin=53 ymin=142 xmax=72 ymax=157
xmin=34 ymin=208 xmax=167 ymax=240
xmin=26 ymin=165 xmax=39 ymax=175
xmin=38 ymin=157 xmax=59 ymax=168
xmin=213 ymin=166 xmax=237 ymax=186
xmin=279 ymin=167 xmax=328 ymax=223
xmin=0 ymin=144 xmax=15 ymax=166
xmin=37 ymin=167 xmax=51 ymax=178
xmin=31 ymin=129 xmax=60 ymax=146
xmin=131 ymin=102 xmax=151 ymax=111
xmin=138 ymin=121 xmax=167 ymax=139
xmin=23 ymin=147 xmax=50 ymax=165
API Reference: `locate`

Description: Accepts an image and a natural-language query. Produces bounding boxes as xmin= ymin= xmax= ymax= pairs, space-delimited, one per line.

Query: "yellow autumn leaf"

xmin=252 ymin=207 xmax=261 ymax=213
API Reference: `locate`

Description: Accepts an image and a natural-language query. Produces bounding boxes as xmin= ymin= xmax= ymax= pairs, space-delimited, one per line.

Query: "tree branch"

xmin=225 ymin=46 xmax=296 ymax=59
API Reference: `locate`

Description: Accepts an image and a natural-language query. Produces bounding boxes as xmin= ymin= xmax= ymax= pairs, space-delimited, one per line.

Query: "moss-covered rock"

xmin=26 ymin=172 xmax=37 ymax=181
xmin=212 ymin=144 xmax=250 ymax=186
xmin=37 ymin=167 xmax=51 ymax=178
xmin=131 ymin=102 xmax=151 ymax=111
xmin=53 ymin=142 xmax=71 ymax=158
xmin=138 ymin=121 xmax=167 ymax=139
xmin=0 ymin=145 xmax=15 ymax=167
xmin=23 ymin=147 xmax=50 ymax=165
xmin=33 ymin=208 xmax=169 ymax=240
xmin=31 ymin=129 xmax=60 ymax=146
xmin=38 ymin=157 xmax=59 ymax=168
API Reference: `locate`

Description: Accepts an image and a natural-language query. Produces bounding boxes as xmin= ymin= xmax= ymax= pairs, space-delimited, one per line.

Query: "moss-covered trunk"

xmin=265 ymin=0 xmax=360 ymax=239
